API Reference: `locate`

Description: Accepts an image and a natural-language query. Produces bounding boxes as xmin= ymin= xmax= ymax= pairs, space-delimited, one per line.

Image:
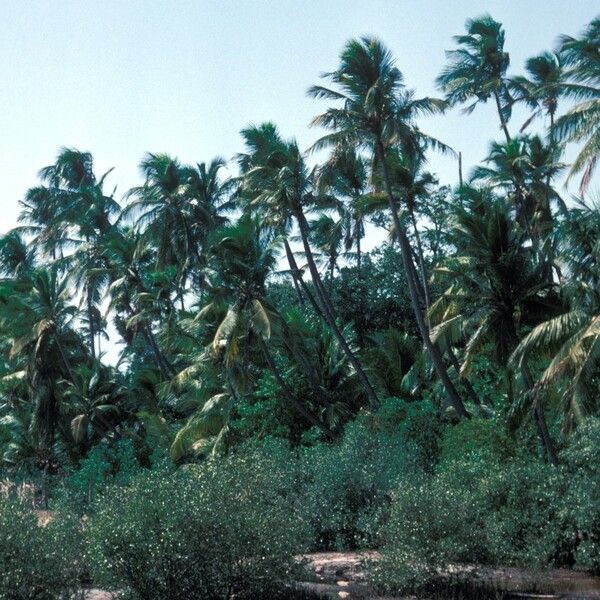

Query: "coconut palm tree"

xmin=509 ymin=51 xmax=570 ymax=135
xmin=196 ymin=216 xmax=335 ymax=439
xmin=309 ymin=36 xmax=469 ymax=417
xmin=430 ymin=191 xmax=560 ymax=463
xmin=0 ymin=268 xmax=85 ymax=504
xmin=554 ymin=17 xmax=600 ymax=193
xmin=512 ymin=196 xmax=600 ymax=431
xmin=124 ymin=153 xmax=199 ymax=303
xmin=309 ymin=214 xmax=344 ymax=287
xmin=239 ymin=123 xmax=379 ymax=406
xmin=315 ymin=145 xmax=369 ymax=275
xmin=437 ymin=14 xmax=513 ymax=142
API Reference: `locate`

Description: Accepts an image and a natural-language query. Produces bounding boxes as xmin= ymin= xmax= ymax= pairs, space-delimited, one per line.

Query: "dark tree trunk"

xmin=522 ymin=363 xmax=559 ymax=466
xmin=294 ymin=202 xmax=380 ymax=407
xmin=257 ymin=335 xmax=335 ymax=440
xmin=377 ymin=142 xmax=469 ymax=418
xmin=493 ymin=90 xmax=512 ymax=143
xmin=408 ymin=203 xmax=483 ymax=408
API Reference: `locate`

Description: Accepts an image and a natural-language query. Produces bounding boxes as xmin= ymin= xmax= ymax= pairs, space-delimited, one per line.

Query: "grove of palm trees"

xmin=1 ymin=12 xmax=600 ymax=600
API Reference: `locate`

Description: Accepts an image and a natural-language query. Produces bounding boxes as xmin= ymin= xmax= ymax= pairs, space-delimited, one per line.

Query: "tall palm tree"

xmin=315 ymin=145 xmax=369 ymax=275
xmin=437 ymin=15 xmax=513 ymax=142
xmin=103 ymin=228 xmax=175 ymax=378
xmin=124 ymin=153 xmax=198 ymax=303
xmin=512 ymin=196 xmax=600 ymax=431
xmin=554 ymin=17 xmax=600 ymax=194
xmin=309 ymin=36 xmax=469 ymax=417
xmin=238 ymin=123 xmax=379 ymax=406
xmin=309 ymin=214 xmax=344 ymax=287
xmin=0 ymin=268 xmax=84 ymax=504
xmin=509 ymin=51 xmax=569 ymax=135
xmin=471 ymin=135 xmax=566 ymax=269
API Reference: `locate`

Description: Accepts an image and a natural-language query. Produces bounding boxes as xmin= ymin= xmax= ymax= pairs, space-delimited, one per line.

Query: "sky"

xmin=0 ymin=0 xmax=597 ymax=236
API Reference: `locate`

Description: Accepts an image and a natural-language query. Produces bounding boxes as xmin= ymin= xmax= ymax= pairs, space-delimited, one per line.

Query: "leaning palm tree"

xmin=195 ymin=216 xmax=335 ymax=439
xmin=315 ymin=145 xmax=369 ymax=275
xmin=239 ymin=123 xmax=379 ymax=406
xmin=309 ymin=214 xmax=344 ymax=287
xmin=554 ymin=17 xmax=600 ymax=194
xmin=0 ymin=268 xmax=85 ymax=504
xmin=309 ymin=36 xmax=469 ymax=417
xmin=437 ymin=14 xmax=513 ymax=142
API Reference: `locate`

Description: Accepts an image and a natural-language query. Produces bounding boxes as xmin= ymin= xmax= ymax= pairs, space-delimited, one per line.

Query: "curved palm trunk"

xmin=294 ymin=202 xmax=379 ymax=407
xmin=284 ymin=239 xmax=323 ymax=316
xmin=355 ymin=215 xmax=362 ymax=275
xmin=143 ymin=323 xmax=176 ymax=378
xmin=86 ymin=287 xmax=96 ymax=359
xmin=257 ymin=336 xmax=335 ymax=440
xmin=408 ymin=206 xmax=432 ymax=313
xmin=493 ymin=90 xmax=512 ymax=143
xmin=522 ymin=363 xmax=559 ymax=466
xmin=377 ymin=142 xmax=469 ymax=418
xmin=408 ymin=205 xmax=483 ymax=408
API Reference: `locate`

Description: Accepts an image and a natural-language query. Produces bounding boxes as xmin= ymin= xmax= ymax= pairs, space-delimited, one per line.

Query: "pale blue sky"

xmin=1 ymin=0 xmax=597 ymax=234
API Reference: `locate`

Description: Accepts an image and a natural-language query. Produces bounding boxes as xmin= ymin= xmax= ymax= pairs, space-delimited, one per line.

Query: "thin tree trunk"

xmin=377 ymin=142 xmax=469 ymax=418
xmin=294 ymin=203 xmax=379 ymax=407
xmin=408 ymin=206 xmax=431 ymax=314
xmin=143 ymin=323 xmax=176 ymax=378
xmin=458 ymin=151 xmax=464 ymax=187
xmin=87 ymin=284 xmax=96 ymax=359
xmin=522 ymin=363 xmax=559 ymax=466
xmin=493 ymin=90 xmax=512 ymax=143
xmin=447 ymin=349 xmax=483 ymax=407
xmin=257 ymin=336 xmax=335 ymax=440
xmin=355 ymin=215 xmax=362 ymax=275
xmin=285 ymin=239 xmax=325 ymax=316
xmin=408 ymin=204 xmax=483 ymax=408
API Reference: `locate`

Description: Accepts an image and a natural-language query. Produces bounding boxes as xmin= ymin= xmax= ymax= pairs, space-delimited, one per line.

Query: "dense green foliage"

xmin=0 ymin=500 xmax=84 ymax=599
xmin=86 ymin=447 xmax=310 ymax=599
xmin=0 ymin=12 xmax=599 ymax=598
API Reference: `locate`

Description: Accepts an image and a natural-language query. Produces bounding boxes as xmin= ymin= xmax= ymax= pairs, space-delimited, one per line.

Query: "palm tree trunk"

xmin=284 ymin=239 xmax=324 ymax=316
xmin=142 ymin=323 xmax=175 ymax=378
xmin=257 ymin=335 xmax=335 ymax=439
xmin=87 ymin=284 xmax=96 ymax=359
xmin=447 ymin=349 xmax=483 ymax=407
xmin=408 ymin=206 xmax=431 ymax=313
xmin=493 ymin=90 xmax=512 ymax=143
xmin=377 ymin=142 xmax=469 ymax=418
xmin=355 ymin=215 xmax=362 ymax=275
xmin=294 ymin=202 xmax=379 ymax=407
xmin=408 ymin=204 xmax=483 ymax=408
xmin=522 ymin=363 xmax=559 ymax=466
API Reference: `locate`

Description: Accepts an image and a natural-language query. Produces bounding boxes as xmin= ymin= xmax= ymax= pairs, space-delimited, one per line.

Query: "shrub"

xmin=374 ymin=452 xmax=564 ymax=593
xmin=561 ymin=417 xmax=600 ymax=573
xmin=0 ymin=499 xmax=83 ymax=599
xmin=87 ymin=443 xmax=310 ymax=599
xmin=301 ymin=402 xmax=430 ymax=551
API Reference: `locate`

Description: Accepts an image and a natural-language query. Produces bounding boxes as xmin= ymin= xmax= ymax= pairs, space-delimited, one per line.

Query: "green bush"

xmin=561 ymin=417 xmax=600 ymax=573
xmin=299 ymin=400 xmax=442 ymax=551
xmin=374 ymin=451 xmax=564 ymax=593
xmin=0 ymin=499 xmax=83 ymax=599
xmin=87 ymin=443 xmax=310 ymax=599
